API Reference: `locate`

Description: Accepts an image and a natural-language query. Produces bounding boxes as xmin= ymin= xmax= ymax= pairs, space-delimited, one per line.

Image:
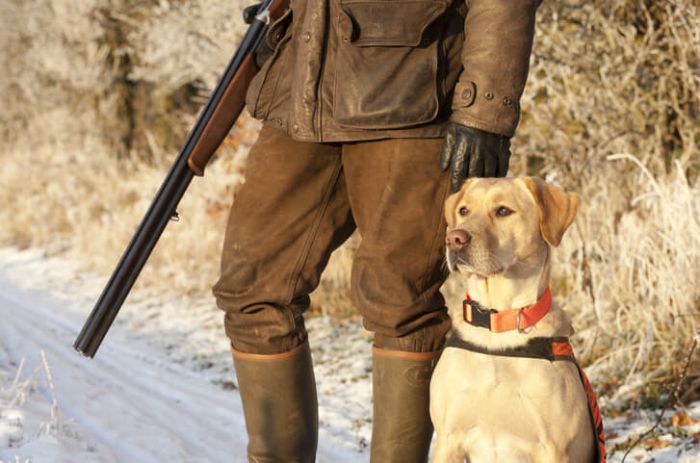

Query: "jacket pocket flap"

xmin=339 ymin=0 xmax=448 ymax=47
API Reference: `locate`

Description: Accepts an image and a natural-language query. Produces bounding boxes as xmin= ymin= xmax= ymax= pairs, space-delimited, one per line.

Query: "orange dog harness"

xmin=446 ymin=335 xmax=607 ymax=463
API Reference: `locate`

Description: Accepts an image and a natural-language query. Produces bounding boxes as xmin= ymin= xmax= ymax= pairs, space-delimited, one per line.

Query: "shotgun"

xmin=74 ymin=0 xmax=289 ymax=358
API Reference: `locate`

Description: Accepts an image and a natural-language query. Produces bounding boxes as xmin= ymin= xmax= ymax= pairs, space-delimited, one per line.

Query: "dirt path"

xmin=0 ymin=270 xmax=354 ymax=463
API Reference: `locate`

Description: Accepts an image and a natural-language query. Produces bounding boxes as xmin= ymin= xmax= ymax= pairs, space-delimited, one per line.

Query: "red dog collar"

xmin=462 ymin=287 xmax=552 ymax=333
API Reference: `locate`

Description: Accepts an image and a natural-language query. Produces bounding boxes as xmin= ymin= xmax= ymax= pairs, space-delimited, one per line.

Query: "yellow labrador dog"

xmin=430 ymin=177 xmax=605 ymax=463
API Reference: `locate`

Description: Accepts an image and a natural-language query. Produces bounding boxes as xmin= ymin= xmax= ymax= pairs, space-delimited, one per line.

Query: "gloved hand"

xmin=439 ymin=122 xmax=511 ymax=193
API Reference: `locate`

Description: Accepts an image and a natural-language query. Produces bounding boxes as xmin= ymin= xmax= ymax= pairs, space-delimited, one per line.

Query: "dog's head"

xmin=444 ymin=177 xmax=579 ymax=277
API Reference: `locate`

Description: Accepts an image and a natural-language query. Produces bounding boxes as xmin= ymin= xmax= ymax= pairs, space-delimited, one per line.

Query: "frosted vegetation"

xmin=1 ymin=0 xmax=698 ymax=409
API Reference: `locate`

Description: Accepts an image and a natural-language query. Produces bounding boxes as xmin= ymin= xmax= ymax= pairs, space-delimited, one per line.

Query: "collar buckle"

xmin=463 ymin=300 xmax=497 ymax=330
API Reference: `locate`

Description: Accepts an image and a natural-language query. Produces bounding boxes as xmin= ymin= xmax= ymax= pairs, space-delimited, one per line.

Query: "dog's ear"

xmin=444 ymin=179 xmax=476 ymax=228
xmin=524 ymin=177 xmax=580 ymax=246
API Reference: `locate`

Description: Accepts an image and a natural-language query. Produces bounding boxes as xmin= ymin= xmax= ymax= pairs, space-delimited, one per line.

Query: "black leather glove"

xmin=439 ymin=123 xmax=511 ymax=193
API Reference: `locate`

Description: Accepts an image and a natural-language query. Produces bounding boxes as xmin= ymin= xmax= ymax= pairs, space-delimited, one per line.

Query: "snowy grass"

xmin=605 ymin=400 xmax=700 ymax=462
xmin=554 ymin=157 xmax=699 ymax=399
xmin=0 ymin=360 xmax=31 ymax=450
xmin=0 ymin=357 xmax=57 ymax=454
xmin=0 ymin=352 xmax=103 ymax=462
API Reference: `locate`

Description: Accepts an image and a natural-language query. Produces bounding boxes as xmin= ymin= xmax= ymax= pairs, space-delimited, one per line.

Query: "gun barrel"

xmin=74 ymin=161 xmax=194 ymax=357
xmin=73 ymin=2 xmax=282 ymax=357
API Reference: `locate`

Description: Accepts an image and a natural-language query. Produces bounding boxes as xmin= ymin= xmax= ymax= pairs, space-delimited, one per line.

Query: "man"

xmin=212 ymin=0 xmax=541 ymax=461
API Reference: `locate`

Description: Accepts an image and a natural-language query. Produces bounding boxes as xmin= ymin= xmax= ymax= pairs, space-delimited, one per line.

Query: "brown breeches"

xmin=212 ymin=125 xmax=451 ymax=354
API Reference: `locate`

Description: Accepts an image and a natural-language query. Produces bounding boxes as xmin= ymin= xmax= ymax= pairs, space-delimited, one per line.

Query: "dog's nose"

xmin=446 ymin=229 xmax=470 ymax=251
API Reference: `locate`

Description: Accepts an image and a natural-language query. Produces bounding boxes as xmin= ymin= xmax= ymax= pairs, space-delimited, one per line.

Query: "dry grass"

xmin=1 ymin=0 xmax=698 ymax=402
xmin=509 ymin=0 xmax=700 ymax=402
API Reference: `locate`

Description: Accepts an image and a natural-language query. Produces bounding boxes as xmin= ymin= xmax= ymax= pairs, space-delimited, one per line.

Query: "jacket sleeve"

xmin=450 ymin=0 xmax=541 ymax=137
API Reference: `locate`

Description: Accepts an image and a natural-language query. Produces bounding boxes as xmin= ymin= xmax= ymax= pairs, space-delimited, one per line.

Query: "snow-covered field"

xmin=0 ymin=247 xmax=698 ymax=462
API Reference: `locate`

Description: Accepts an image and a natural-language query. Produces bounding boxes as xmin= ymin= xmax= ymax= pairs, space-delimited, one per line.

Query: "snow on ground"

xmin=0 ymin=248 xmax=367 ymax=462
xmin=605 ymin=404 xmax=700 ymax=463
xmin=0 ymin=247 xmax=698 ymax=462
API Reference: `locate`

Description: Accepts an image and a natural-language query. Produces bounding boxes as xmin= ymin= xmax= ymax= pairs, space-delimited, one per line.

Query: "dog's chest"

xmin=430 ymin=347 xmax=589 ymax=438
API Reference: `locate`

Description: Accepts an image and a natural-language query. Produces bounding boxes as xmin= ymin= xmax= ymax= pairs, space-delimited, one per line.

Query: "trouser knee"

xmin=373 ymin=312 xmax=451 ymax=353
xmin=350 ymin=257 xmax=451 ymax=353
xmin=218 ymin=295 xmax=310 ymax=355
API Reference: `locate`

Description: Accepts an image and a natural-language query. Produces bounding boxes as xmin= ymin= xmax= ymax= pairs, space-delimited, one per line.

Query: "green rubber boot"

xmin=232 ymin=341 xmax=318 ymax=463
xmin=370 ymin=347 xmax=441 ymax=463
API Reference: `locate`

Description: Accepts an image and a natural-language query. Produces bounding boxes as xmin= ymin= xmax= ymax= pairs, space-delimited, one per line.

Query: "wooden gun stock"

xmin=187 ymin=53 xmax=258 ymax=175
xmin=189 ymin=0 xmax=289 ymax=174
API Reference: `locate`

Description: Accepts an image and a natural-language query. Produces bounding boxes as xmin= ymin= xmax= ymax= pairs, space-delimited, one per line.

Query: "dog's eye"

xmin=495 ymin=206 xmax=514 ymax=217
xmin=459 ymin=206 xmax=469 ymax=216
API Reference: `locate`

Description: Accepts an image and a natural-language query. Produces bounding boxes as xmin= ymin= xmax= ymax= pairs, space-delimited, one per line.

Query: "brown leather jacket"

xmin=245 ymin=0 xmax=541 ymax=142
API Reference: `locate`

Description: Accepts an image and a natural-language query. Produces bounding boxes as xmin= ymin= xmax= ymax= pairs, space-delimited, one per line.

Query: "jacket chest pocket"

xmin=333 ymin=0 xmax=448 ymax=130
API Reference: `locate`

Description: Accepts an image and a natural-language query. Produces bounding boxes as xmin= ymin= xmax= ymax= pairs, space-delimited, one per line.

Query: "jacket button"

xmin=292 ymin=123 xmax=300 ymax=132
xmin=302 ymin=32 xmax=311 ymax=42
xmin=503 ymin=97 xmax=513 ymax=106
xmin=484 ymin=92 xmax=494 ymax=100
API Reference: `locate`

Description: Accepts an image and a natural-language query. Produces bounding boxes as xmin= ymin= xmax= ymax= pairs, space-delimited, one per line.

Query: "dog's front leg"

xmin=432 ymin=433 xmax=466 ymax=463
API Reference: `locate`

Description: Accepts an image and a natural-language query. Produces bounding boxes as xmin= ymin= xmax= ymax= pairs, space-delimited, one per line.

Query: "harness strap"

xmin=446 ymin=335 xmax=606 ymax=463
xmin=446 ymin=335 xmax=571 ymax=361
